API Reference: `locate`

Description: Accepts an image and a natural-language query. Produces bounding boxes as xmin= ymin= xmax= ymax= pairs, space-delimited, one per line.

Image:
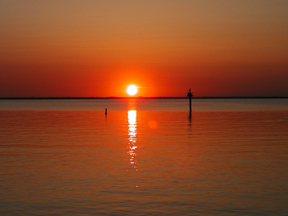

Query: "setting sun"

xmin=126 ymin=85 xmax=138 ymax=96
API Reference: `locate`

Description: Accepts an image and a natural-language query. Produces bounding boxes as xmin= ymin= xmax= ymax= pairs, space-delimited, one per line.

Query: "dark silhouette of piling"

xmin=187 ymin=89 xmax=193 ymax=116
xmin=105 ymin=108 xmax=107 ymax=115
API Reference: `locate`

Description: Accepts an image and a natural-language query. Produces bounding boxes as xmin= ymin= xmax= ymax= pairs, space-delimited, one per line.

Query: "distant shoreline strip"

xmin=0 ymin=97 xmax=287 ymax=100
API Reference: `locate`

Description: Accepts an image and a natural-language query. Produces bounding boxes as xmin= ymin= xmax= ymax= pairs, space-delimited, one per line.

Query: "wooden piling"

xmin=187 ymin=89 xmax=193 ymax=115
xmin=105 ymin=108 xmax=107 ymax=115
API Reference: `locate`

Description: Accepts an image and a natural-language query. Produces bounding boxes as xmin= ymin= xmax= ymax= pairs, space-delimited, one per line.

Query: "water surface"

xmin=0 ymin=99 xmax=287 ymax=215
xmin=1 ymin=98 xmax=288 ymax=111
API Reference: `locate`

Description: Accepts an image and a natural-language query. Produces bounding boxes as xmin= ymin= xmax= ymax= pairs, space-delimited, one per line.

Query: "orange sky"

xmin=1 ymin=0 xmax=288 ymax=97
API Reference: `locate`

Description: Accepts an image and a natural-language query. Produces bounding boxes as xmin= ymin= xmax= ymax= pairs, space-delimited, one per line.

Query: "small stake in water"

xmin=105 ymin=108 xmax=107 ymax=115
xmin=187 ymin=89 xmax=193 ymax=116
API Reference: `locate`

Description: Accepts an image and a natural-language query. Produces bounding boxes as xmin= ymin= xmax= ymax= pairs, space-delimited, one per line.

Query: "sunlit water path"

xmin=0 ymin=99 xmax=288 ymax=215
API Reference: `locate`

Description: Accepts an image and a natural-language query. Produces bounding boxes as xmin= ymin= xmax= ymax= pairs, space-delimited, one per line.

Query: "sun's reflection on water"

xmin=128 ymin=110 xmax=138 ymax=171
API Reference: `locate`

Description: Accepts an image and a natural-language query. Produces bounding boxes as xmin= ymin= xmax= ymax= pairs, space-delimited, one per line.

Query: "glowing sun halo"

xmin=126 ymin=85 xmax=138 ymax=96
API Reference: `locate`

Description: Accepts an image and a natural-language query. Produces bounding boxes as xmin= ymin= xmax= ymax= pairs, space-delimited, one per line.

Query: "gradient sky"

xmin=1 ymin=0 xmax=288 ymax=97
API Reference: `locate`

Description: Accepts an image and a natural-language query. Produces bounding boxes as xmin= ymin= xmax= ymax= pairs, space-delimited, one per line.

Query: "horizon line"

xmin=0 ymin=96 xmax=287 ymax=100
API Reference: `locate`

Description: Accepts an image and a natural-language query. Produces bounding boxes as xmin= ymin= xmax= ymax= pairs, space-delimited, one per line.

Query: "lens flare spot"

xmin=148 ymin=120 xmax=157 ymax=128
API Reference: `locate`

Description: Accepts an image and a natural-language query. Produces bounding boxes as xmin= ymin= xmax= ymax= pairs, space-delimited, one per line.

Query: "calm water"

xmin=1 ymin=98 xmax=288 ymax=111
xmin=0 ymin=99 xmax=288 ymax=215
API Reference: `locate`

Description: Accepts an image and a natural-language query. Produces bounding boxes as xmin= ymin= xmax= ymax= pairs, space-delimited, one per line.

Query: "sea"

xmin=0 ymin=98 xmax=288 ymax=215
